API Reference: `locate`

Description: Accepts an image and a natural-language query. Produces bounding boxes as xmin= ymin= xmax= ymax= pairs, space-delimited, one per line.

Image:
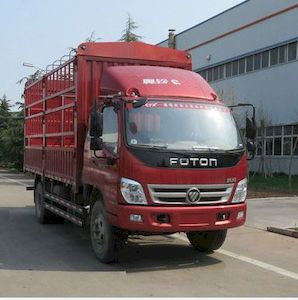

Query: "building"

xmin=158 ymin=0 xmax=298 ymax=174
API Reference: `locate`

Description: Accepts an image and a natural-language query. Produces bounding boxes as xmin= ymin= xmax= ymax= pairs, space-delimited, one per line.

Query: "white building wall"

xmin=174 ymin=0 xmax=297 ymax=50
xmin=212 ymin=61 xmax=298 ymax=125
xmin=158 ymin=0 xmax=298 ymax=174
xmin=190 ymin=8 xmax=298 ymax=70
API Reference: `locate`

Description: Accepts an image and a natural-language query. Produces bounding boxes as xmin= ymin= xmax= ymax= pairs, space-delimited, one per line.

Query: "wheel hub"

xmin=92 ymin=215 xmax=105 ymax=246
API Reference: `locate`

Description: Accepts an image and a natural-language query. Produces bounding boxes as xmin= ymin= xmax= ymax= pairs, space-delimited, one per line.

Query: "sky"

xmin=0 ymin=0 xmax=244 ymax=109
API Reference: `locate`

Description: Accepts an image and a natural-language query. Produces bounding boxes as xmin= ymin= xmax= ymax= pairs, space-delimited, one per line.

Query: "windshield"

xmin=125 ymin=100 xmax=243 ymax=151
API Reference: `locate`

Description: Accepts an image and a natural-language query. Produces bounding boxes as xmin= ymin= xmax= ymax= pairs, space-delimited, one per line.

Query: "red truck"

xmin=24 ymin=42 xmax=255 ymax=263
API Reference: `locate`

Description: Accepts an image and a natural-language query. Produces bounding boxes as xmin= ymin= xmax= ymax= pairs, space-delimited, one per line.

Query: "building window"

xmin=266 ymin=126 xmax=274 ymax=136
xmin=254 ymin=53 xmax=261 ymax=70
xmin=225 ymin=62 xmax=232 ymax=78
xmin=207 ymin=69 xmax=213 ymax=81
xmin=293 ymin=137 xmax=298 ymax=155
xmin=270 ymin=48 xmax=278 ymax=66
xmin=279 ymin=45 xmax=286 ymax=63
xmin=200 ymin=70 xmax=207 ymax=80
xmin=283 ymin=137 xmax=292 ymax=155
xmin=246 ymin=55 xmax=253 ymax=72
xmin=288 ymin=42 xmax=297 ymax=61
xmin=257 ymin=128 xmax=263 ymax=137
xmin=214 ymin=66 xmax=220 ymax=81
xmin=274 ymin=137 xmax=282 ymax=155
xmin=274 ymin=126 xmax=282 ymax=136
xmin=197 ymin=40 xmax=297 ymax=83
xmin=239 ymin=58 xmax=245 ymax=74
xmin=232 ymin=60 xmax=238 ymax=76
xmin=218 ymin=65 xmax=224 ymax=80
xmin=284 ymin=125 xmax=292 ymax=135
xmin=256 ymin=139 xmax=263 ymax=156
xmin=265 ymin=138 xmax=273 ymax=155
xmin=254 ymin=124 xmax=298 ymax=157
xmin=261 ymin=51 xmax=269 ymax=68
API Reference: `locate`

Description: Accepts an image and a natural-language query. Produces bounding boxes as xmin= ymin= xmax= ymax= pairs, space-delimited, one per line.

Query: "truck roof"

xmin=77 ymin=41 xmax=192 ymax=70
xmin=101 ymin=65 xmax=219 ymax=101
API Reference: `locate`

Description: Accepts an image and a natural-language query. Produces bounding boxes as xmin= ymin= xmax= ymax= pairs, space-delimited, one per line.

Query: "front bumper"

xmin=116 ymin=203 xmax=246 ymax=233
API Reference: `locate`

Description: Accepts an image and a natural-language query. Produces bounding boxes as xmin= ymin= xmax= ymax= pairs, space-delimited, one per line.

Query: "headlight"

xmin=120 ymin=178 xmax=147 ymax=205
xmin=232 ymin=178 xmax=247 ymax=203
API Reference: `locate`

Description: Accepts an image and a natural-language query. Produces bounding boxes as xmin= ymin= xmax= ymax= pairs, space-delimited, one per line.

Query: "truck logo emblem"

xmin=186 ymin=188 xmax=201 ymax=203
xmin=170 ymin=157 xmax=218 ymax=167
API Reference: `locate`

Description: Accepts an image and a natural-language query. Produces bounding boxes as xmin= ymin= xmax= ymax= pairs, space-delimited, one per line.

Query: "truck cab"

xmin=83 ymin=65 xmax=248 ymax=261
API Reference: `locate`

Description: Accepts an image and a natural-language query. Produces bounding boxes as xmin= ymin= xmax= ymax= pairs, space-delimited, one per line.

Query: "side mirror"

xmin=246 ymin=117 xmax=256 ymax=140
xmin=246 ymin=141 xmax=256 ymax=160
xmin=90 ymin=111 xmax=103 ymax=137
xmin=90 ymin=137 xmax=103 ymax=151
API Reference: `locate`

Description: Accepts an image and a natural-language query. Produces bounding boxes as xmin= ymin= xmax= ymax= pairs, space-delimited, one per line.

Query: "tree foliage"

xmin=0 ymin=95 xmax=24 ymax=170
xmin=85 ymin=31 xmax=101 ymax=43
xmin=119 ymin=14 xmax=142 ymax=42
xmin=0 ymin=95 xmax=11 ymax=130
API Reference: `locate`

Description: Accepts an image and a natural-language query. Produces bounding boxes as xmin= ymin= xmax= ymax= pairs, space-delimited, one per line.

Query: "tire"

xmin=34 ymin=182 xmax=52 ymax=224
xmin=186 ymin=229 xmax=227 ymax=252
xmin=90 ymin=200 xmax=118 ymax=263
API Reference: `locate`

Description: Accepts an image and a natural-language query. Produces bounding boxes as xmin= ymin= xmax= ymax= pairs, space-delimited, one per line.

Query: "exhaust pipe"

xmin=168 ymin=29 xmax=176 ymax=49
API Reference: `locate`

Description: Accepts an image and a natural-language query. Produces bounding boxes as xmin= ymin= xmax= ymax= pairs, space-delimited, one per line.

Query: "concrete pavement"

xmin=0 ymin=168 xmax=297 ymax=296
xmin=246 ymin=197 xmax=298 ymax=230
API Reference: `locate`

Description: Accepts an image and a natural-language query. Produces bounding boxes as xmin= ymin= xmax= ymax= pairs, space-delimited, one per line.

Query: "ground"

xmin=0 ymin=168 xmax=297 ymax=297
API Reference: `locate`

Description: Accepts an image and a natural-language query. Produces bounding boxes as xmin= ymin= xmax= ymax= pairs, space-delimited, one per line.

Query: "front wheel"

xmin=187 ymin=230 xmax=227 ymax=252
xmin=90 ymin=200 xmax=119 ymax=263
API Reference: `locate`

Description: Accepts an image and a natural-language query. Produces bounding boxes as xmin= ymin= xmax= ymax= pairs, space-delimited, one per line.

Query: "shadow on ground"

xmin=0 ymin=206 xmax=222 ymax=273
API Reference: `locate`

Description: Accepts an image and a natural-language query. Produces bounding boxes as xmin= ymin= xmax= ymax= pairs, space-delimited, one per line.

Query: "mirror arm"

xmin=247 ymin=152 xmax=255 ymax=161
xmin=93 ymin=150 xmax=104 ymax=159
xmin=93 ymin=148 xmax=117 ymax=165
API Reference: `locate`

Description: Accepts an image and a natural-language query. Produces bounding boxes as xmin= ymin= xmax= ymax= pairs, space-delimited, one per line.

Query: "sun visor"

xmin=100 ymin=65 xmax=218 ymax=101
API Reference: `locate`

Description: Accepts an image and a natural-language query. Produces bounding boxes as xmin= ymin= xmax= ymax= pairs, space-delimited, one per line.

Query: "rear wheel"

xmin=34 ymin=182 xmax=52 ymax=224
xmin=90 ymin=200 xmax=119 ymax=263
xmin=186 ymin=230 xmax=227 ymax=252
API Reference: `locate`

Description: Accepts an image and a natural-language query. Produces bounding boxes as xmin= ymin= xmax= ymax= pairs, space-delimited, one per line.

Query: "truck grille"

xmin=148 ymin=183 xmax=234 ymax=205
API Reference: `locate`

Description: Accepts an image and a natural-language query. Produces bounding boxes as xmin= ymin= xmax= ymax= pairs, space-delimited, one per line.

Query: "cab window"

xmin=102 ymin=107 xmax=118 ymax=154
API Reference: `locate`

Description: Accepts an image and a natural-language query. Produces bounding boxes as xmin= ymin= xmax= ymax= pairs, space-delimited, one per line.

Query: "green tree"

xmin=0 ymin=96 xmax=24 ymax=170
xmin=85 ymin=31 xmax=101 ymax=42
xmin=0 ymin=94 xmax=11 ymax=130
xmin=119 ymin=14 xmax=142 ymax=42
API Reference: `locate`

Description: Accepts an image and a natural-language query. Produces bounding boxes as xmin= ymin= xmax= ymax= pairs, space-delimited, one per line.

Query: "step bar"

xmin=44 ymin=192 xmax=88 ymax=227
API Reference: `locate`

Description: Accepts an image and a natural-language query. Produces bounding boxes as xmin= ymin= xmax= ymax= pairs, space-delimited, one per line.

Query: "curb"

xmin=267 ymin=226 xmax=298 ymax=238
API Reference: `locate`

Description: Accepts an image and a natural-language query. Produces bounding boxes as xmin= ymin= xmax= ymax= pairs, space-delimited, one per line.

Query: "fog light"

xmin=237 ymin=211 xmax=245 ymax=220
xmin=217 ymin=212 xmax=230 ymax=221
xmin=156 ymin=214 xmax=171 ymax=224
xmin=130 ymin=214 xmax=143 ymax=222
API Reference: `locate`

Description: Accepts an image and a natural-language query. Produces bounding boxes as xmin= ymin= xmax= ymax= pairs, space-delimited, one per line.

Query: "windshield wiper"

xmin=192 ymin=145 xmax=220 ymax=151
xmin=220 ymin=148 xmax=245 ymax=154
xmin=135 ymin=144 xmax=169 ymax=150
xmin=191 ymin=146 xmax=244 ymax=156
xmin=134 ymin=144 xmax=193 ymax=156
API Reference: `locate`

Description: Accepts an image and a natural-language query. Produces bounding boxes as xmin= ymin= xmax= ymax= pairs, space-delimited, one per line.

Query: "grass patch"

xmin=248 ymin=173 xmax=298 ymax=193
